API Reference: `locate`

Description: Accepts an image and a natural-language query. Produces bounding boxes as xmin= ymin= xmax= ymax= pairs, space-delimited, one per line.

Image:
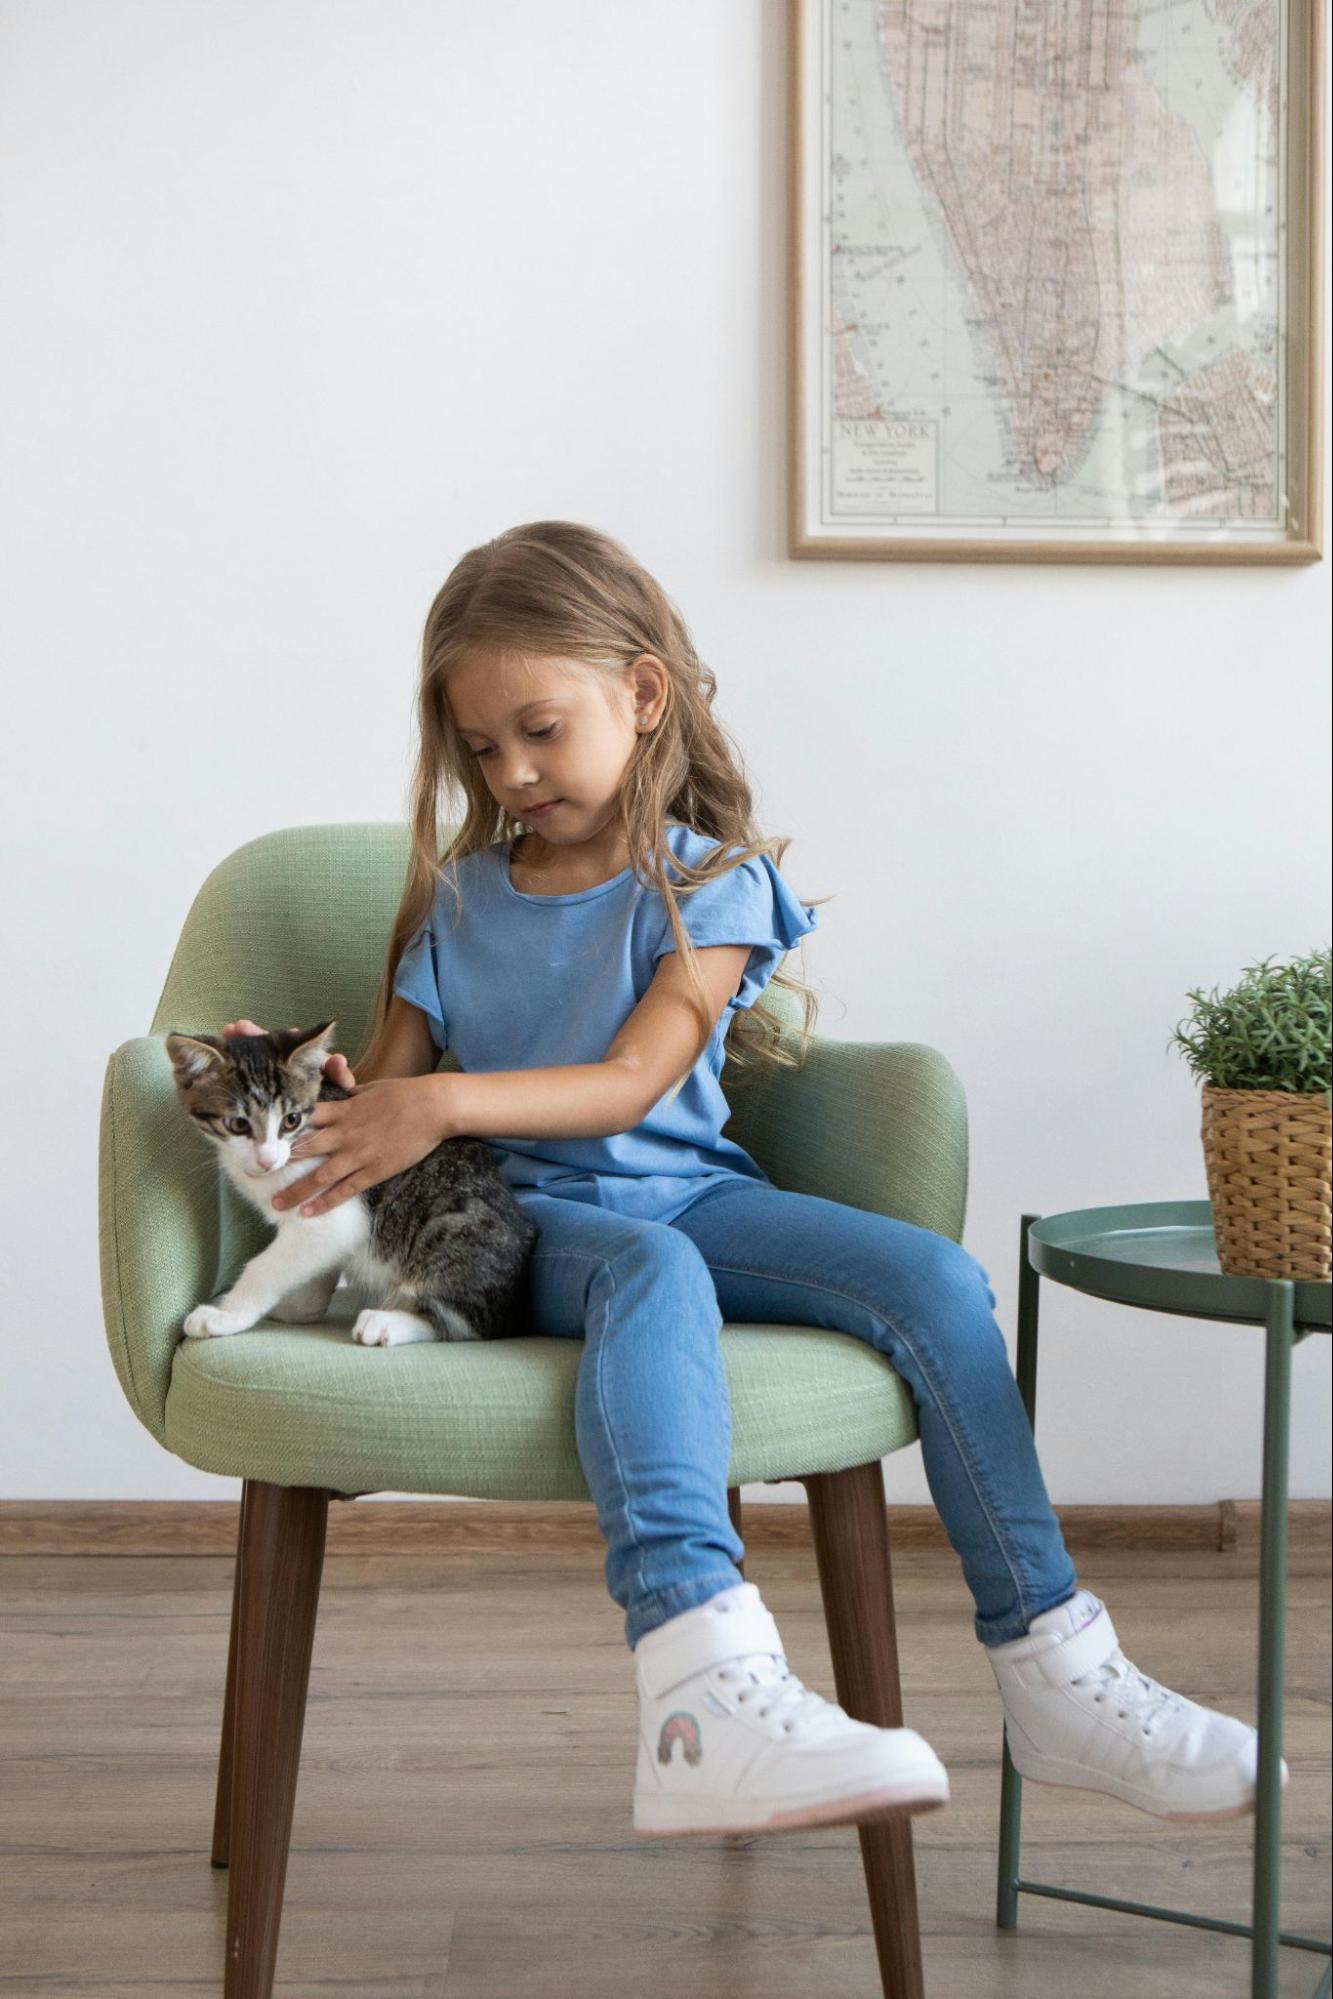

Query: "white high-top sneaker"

xmin=632 ymin=1581 xmax=950 ymax=1837
xmin=987 ymin=1588 xmax=1290 ymax=1822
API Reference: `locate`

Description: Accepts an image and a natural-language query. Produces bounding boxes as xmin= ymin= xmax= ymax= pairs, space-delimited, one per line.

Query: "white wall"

xmin=3 ymin=1 xmax=1328 ymax=1506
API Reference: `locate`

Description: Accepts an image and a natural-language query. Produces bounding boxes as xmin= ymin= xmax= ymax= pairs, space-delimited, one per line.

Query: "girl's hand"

xmin=221 ymin=1020 xmax=357 ymax=1091
xmin=273 ymin=1076 xmax=446 ymax=1217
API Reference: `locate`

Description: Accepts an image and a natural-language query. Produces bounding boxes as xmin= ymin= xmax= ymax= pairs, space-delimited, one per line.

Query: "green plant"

xmin=1169 ymin=947 xmax=1332 ymax=1095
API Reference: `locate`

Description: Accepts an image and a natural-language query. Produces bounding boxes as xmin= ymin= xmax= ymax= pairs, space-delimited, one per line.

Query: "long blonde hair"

xmin=352 ymin=521 xmax=826 ymax=1090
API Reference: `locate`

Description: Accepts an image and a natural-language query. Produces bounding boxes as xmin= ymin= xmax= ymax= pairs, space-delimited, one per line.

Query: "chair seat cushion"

xmin=164 ymin=1290 xmax=918 ymax=1498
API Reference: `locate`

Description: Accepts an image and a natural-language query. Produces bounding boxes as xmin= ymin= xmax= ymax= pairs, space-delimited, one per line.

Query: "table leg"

xmin=1252 ymin=1279 xmax=1294 ymax=1999
xmin=997 ymin=1211 xmax=1043 ymax=1932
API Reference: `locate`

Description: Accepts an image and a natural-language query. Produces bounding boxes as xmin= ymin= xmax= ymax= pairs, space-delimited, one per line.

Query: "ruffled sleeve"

xmin=653 ymin=848 xmax=818 ymax=1014
xmin=392 ymin=920 xmax=449 ymax=1052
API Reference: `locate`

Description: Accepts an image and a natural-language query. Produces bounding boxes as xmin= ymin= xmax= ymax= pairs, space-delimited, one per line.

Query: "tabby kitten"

xmin=164 ymin=1021 xmax=536 ymax=1347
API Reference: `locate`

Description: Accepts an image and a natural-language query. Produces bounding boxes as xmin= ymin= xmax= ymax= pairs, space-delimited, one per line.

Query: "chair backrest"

xmin=152 ymin=823 xmax=418 ymax=1055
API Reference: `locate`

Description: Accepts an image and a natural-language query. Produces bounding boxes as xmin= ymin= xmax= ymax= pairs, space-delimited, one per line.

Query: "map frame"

xmin=789 ymin=0 xmax=1325 ymax=563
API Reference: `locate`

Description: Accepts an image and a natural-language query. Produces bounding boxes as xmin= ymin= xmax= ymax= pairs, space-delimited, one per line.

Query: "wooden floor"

xmin=3 ymin=1528 xmax=1329 ymax=1998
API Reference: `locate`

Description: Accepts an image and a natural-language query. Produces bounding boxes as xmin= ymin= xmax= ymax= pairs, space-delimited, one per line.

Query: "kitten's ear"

xmin=165 ymin=1032 xmax=228 ymax=1086
xmin=274 ymin=1020 xmax=338 ymax=1082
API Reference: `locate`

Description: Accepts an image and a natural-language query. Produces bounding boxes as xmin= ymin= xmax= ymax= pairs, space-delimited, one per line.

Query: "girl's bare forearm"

xmin=428 ymin=1061 xmax=646 ymax=1143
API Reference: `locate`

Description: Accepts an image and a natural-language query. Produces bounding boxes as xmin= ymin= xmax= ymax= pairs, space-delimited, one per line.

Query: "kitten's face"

xmin=165 ymin=1022 xmax=336 ymax=1182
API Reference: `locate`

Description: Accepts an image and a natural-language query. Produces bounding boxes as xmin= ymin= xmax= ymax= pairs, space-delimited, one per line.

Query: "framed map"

xmin=790 ymin=0 xmax=1325 ymax=562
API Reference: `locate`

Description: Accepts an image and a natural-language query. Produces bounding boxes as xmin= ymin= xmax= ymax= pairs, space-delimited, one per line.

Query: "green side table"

xmin=993 ymin=1201 xmax=1332 ymax=1999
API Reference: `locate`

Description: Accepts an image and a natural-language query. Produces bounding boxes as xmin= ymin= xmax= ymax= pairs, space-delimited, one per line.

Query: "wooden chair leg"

xmin=727 ymin=1484 xmax=745 ymax=1577
xmin=211 ymin=1480 xmax=251 ymax=1868
xmin=224 ymin=1480 xmax=328 ymax=1999
xmin=803 ymin=1461 xmax=926 ymax=1999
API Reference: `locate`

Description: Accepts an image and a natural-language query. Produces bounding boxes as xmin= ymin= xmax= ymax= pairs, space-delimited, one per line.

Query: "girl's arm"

xmin=371 ymin=999 xmax=648 ymax=1140
xmin=355 ymin=996 xmax=440 ymax=1083
xmin=276 ymin=1053 xmax=645 ymax=1219
xmin=431 ymin=1058 xmax=645 ymax=1144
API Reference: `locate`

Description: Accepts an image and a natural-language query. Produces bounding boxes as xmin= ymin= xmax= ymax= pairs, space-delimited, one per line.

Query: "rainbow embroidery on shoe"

xmin=656 ymin=1711 xmax=703 ymax=1766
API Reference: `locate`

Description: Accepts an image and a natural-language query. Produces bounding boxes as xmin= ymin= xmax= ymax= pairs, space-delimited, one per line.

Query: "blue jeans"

xmin=519 ymin=1176 xmax=1079 ymax=1651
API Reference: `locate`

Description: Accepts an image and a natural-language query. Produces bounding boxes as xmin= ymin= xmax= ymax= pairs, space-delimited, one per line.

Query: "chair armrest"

xmin=725 ymin=1040 xmax=969 ymax=1242
xmin=99 ymin=1037 xmax=236 ymax=1444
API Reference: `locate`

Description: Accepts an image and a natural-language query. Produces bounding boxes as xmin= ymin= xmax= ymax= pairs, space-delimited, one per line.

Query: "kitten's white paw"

xmin=183 ymin=1305 xmax=253 ymax=1339
xmin=351 ymin=1308 xmax=439 ymax=1348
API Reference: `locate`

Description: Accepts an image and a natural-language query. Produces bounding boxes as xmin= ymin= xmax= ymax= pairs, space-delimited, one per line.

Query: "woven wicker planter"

xmin=1201 ymin=1084 xmax=1332 ymax=1280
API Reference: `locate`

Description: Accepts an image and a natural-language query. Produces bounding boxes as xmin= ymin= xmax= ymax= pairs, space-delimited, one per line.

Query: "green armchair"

xmin=98 ymin=823 xmax=969 ymax=1999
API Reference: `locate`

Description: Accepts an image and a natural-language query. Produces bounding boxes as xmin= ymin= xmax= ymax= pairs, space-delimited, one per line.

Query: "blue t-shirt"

xmin=391 ymin=822 xmax=818 ymax=1224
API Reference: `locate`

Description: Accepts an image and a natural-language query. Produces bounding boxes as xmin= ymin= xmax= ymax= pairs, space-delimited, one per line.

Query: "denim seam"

xmin=699 ymin=1257 xmax=1039 ymax=1629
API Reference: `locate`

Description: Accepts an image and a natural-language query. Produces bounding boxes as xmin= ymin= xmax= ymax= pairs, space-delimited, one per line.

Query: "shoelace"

xmin=1071 ymin=1647 xmax=1187 ymax=1736
xmin=716 ymin=1652 xmax=839 ymax=1734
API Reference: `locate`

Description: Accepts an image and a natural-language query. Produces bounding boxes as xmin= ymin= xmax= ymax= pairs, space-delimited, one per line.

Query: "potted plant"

xmin=1170 ymin=947 xmax=1331 ymax=1280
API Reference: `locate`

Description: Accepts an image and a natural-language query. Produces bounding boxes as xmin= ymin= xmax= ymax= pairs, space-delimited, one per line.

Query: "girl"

xmin=227 ymin=518 xmax=1281 ymax=1840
